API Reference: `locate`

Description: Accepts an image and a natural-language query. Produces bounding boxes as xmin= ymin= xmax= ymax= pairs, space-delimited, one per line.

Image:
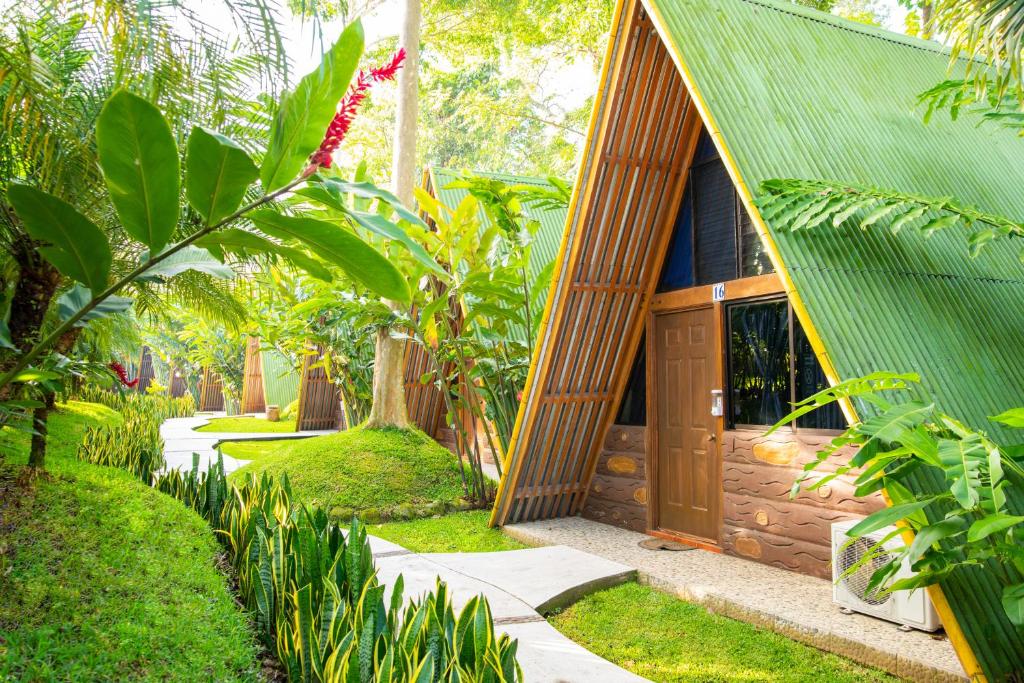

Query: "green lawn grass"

xmin=218 ymin=438 xmax=296 ymax=461
xmin=0 ymin=402 xmax=259 ymax=682
xmin=548 ymin=582 xmax=896 ymax=683
xmin=196 ymin=416 xmax=296 ymax=433
xmin=230 ymin=426 xmax=468 ymax=520
xmin=371 ymin=510 xmax=526 ymax=553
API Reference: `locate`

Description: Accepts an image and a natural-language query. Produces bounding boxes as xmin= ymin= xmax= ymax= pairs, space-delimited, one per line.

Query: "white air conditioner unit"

xmin=831 ymin=519 xmax=942 ymax=632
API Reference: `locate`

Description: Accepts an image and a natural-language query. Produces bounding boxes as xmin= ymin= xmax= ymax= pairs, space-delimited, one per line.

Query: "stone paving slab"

xmin=159 ymin=415 xmax=335 ymax=474
xmin=504 ymin=517 xmax=965 ymax=682
xmin=422 ymin=546 xmax=635 ymax=613
xmin=370 ymin=541 xmax=649 ymax=682
xmin=375 ymin=553 xmax=539 ymax=623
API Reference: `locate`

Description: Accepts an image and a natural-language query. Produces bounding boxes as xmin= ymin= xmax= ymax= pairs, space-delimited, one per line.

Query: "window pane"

xmin=693 ymin=157 xmax=738 ymax=285
xmin=657 ymin=180 xmax=694 ymax=292
xmin=615 ymin=336 xmax=647 ymax=426
xmin=739 ymin=201 xmax=775 ymax=277
xmin=728 ymin=300 xmax=790 ymax=426
xmin=793 ymin=320 xmax=846 ymax=430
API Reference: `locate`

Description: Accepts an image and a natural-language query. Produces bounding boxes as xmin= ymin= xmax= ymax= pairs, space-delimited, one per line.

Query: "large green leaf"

xmin=0 ymin=318 xmax=14 ymax=351
xmin=260 ymin=22 xmax=364 ymax=191
xmin=1002 ymin=584 xmax=1024 ymax=626
xmin=348 ymin=211 xmax=445 ymax=275
xmin=7 ymin=184 xmax=111 ymax=292
xmin=56 ymin=284 xmax=132 ymax=327
xmin=250 ymin=211 xmax=408 ymax=300
xmin=186 ymin=126 xmax=258 ymax=225
xmin=990 ymin=408 xmax=1024 ymax=429
xmin=135 ymin=245 xmax=235 ymax=281
xmin=967 ymin=513 xmax=1024 ymax=542
xmin=196 ymin=229 xmax=333 ymax=281
xmin=906 ymin=517 xmax=965 ymax=563
xmin=96 ymin=91 xmax=180 ymax=252
xmin=845 ymin=499 xmax=936 ymax=538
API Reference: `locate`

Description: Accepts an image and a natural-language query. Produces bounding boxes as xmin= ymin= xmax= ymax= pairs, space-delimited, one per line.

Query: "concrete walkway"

xmin=160 ymin=413 xmax=335 ymax=474
xmin=362 ymin=535 xmax=646 ymax=682
xmin=159 ymin=416 xmax=648 ymax=680
xmin=505 ymin=517 xmax=966 ymax=682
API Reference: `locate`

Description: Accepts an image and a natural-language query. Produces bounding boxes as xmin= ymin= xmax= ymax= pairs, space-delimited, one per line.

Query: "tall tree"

xmin=365 ymin=0 xmax=421 ymax=429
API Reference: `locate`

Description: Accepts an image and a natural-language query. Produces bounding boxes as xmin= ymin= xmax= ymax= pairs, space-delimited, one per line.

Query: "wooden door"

xmin=654 ymin=306 xmax=720 ymax=542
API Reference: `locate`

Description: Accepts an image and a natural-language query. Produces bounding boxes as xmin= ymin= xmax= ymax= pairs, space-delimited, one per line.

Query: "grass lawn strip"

xmin=0 ymin=402 xmax=259 ymax=682
xmin=371 ymin=510 xmax=528 ymax=553
xmin=548 ymin=582 xmax=896 ymax=683
xmin=196 ymin=416 xmax=297 ymax=433
xmin=218 ymin=438 xmax=295 ymax=461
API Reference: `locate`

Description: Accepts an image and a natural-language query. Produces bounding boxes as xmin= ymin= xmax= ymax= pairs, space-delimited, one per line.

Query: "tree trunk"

xmin=365 ymin=325 xmax=410 ymax=429
xmin=27 ymin=391 xmax=55 ymax=469
xmin=920 ymin=1 xmax=933 ymax=40
xmin=0 ymin=233 xmax=62 ymax=402
xmin=366 ymin=0 xmax=420 ymax=430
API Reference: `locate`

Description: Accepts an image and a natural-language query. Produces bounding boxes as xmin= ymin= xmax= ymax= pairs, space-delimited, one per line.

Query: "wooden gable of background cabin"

xmin=240 ymin=337 xmax=266 ymax=415
xmin=296 ymin=344 xmax=343 ymax=431
xmin=198 ymin=366 xmax=224 ymax=411
xmin=136 ymin=346 xmax=155 ymax=394
xmin=168 ymin=365 xmax=188 ymax=398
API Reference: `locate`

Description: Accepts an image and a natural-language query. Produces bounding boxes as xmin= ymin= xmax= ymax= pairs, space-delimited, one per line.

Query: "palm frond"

xmin=757 ymin=178 xmax=1024 ymax=260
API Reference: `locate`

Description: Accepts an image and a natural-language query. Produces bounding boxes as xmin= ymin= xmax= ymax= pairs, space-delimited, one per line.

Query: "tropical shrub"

xmin=72 ymin=385 xmax=195 ymax=422
xmin=77 ymin=402 xmax=165 ymax=482
xmin=153 ymin=457 xmax=523 ymax=681
xmin=772 ymin=372 xmax=1024 ymax=626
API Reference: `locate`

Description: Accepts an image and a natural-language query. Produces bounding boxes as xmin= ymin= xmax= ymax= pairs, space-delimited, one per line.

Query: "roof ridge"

xmin=431 ymin=167 xmax=566 ymax=187
xmin=734 ymin=0 xmax=953 ymax=58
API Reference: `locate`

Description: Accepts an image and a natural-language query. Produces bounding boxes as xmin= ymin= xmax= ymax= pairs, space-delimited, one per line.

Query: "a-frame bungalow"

xmin=490 ymin=0 xmax=1024 ymax=678
xmin=404 ymin=168 xmax=569 ymax=457
xmin=238 ymin=337 xmax=305 ymax=419
xmin=135 ymin=345 xmax=155 ymax=394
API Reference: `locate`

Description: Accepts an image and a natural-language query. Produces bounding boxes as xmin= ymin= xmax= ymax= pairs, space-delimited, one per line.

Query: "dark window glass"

xmin=615 ymin=337 xmax=646 ymax=426
xmin=657 ymin=180 xmax=694 ymax=292
xmin=727 ymin=299 xmax=845 ymax=430
xmin=738 ymin=198 xmax=775 ymax=277
xmin=693 ymin=158 xmax=738 ymax=285
xmin=693 ymin=129 xmax=720 ymax=163
xmin=793 ymin=322 xmax=845 ymax=430
xmin=728 ymin=300 xmax=790 ymax=426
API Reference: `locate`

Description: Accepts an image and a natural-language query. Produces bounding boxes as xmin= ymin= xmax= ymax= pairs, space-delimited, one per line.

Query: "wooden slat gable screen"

xmin=137 ymin=346 xmax=155 ymax=394
xmin=403 ymin=172 xmax=448 ymax=437
xmin=168 ymin=366 xmax=188 ymax=398
xmin=296 ymin=345 xmax=341 ymax=431
xmin=198 ymin=366 xmax=224 ymax=411
xmin=403 ymin=339 xmax=446 ymax=437
xmin=494 ymin=1 xmax=701 ymax=525
xmin=240 ymin=337 xmax=266 ymax=414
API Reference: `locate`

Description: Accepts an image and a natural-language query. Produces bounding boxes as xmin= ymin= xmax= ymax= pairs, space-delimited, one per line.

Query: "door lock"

xmin=710 ymin=389 xmax=723 ymax=417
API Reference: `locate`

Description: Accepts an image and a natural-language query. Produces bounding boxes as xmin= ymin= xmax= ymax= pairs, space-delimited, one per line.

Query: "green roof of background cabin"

xmin=426 ymin=168 xmax=568 ymax=283
xmin=644 ymin=0 xmax=1024 ymax=675
xmin=260 ymin=347 xmax=300 ymax=409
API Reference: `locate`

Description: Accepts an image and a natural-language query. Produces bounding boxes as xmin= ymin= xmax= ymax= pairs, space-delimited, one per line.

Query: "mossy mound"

xmin=230 ymin=426 xmax=470 ymax=521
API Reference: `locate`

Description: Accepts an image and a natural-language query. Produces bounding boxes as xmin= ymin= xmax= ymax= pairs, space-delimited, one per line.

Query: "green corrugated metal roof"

xmin=645 ymin=0 xmax=1024 ymax=675
xmin=427 ymin=168 xmax=569 ymax=285
xmin=260 ymin=348 xmax=300 ymax=408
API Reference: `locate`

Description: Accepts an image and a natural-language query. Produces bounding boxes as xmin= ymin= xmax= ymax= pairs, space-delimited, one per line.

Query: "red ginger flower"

xmin=304 ymin=48 xmax=406 ymax=175
xmin=109 ymin=361 xmax=139 ymax=389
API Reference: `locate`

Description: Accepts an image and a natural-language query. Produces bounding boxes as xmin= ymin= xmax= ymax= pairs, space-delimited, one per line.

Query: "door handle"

xmin=707 ymin=434 xmax=716 ymax=442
